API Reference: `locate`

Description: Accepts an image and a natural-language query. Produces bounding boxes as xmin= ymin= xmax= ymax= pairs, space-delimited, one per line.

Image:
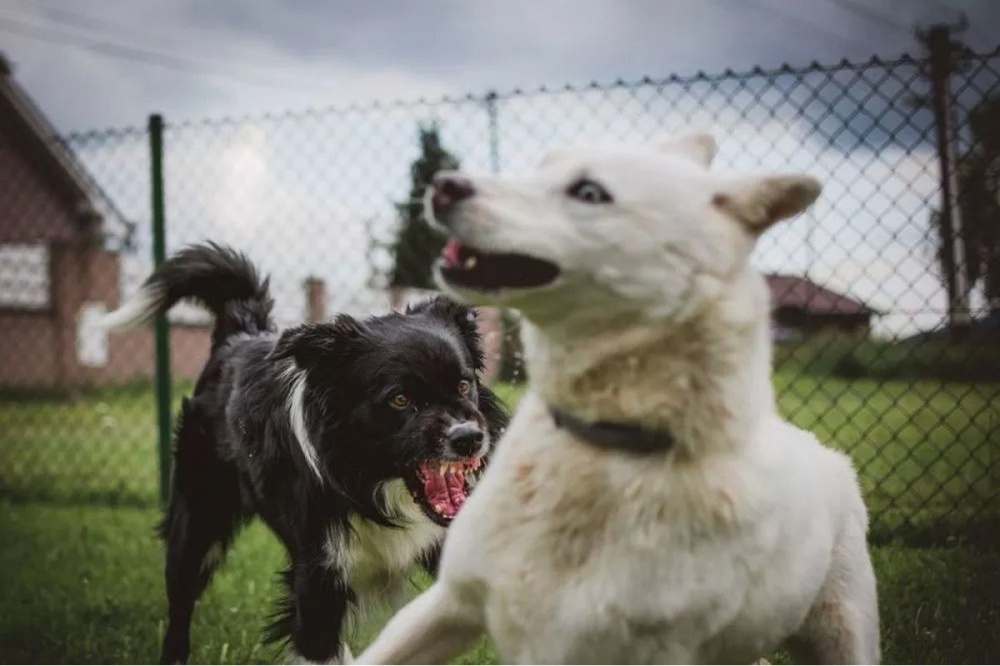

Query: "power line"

xmin=0 ymin=12 xmax=314 ymax=91
xmin=822 ymin=0 xmax=911 ymax=34
xmin=740 ymin=0 xmax=868 ymax=52
xmin=11 ymin=2 xmax=326 ymax=88
xmin=22 ymin=3 xmax=155 ymax=40
xmin=0 ymin=10 xmax=312 ymax=91
xmin=24 ymin=2 xmax=275 ymax=61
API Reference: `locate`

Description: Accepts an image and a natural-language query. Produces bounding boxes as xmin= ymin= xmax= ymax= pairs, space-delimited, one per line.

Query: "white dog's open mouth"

xmin=437 ymin=240 xmax=560 ymax=291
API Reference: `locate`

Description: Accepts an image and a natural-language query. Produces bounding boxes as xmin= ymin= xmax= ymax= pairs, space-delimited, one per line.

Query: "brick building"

xmin=0 ymin=54 xmax=211 ymax=393
xmin=0 ymin=55 xmax=499 ymax=393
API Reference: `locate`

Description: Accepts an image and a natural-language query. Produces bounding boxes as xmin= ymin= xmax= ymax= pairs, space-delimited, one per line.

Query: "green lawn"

xmin=773 ymin=373 xmax=999 ymax=542
xmin=0 ymin=376 xmax=998 ymax=663
xmin=0 ymin=500 xmax=997 ymax=664
xmin=1 ymin=375 xmax=996 ymax=540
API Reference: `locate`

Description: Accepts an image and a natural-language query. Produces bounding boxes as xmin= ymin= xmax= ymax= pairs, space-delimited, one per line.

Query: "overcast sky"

xmin=2 ymin=0 xmax=998 ymax=133
xmin=2 ymin=0 xmax=997 ymax=336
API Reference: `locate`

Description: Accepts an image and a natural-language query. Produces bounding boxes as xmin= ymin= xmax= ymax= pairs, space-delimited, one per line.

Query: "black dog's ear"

xmin=268 ymin=314 xmax=366 ymax=367
xmin=409 ymin=296 xmax=485 ymax=370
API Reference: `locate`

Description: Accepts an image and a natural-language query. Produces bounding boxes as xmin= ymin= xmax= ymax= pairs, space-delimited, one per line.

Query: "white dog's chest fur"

xmin=445 ymin=394 xmax=858 ymax=663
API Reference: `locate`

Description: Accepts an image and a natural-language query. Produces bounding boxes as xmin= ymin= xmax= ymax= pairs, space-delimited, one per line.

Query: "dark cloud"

xmin=182 ymin=0 xmax=1000 ymax=85
xmin=1 ymin=0 xmax=997 ymax=132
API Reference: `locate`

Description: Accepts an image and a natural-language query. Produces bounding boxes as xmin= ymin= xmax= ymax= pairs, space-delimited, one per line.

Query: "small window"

xmin=0 ymin=244 xmax=49 ymax=309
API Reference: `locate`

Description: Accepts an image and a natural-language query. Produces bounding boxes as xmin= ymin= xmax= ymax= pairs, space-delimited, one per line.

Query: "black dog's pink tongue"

xmin=442 ymin=240 xmax=463 ymax=268
xmin=419 ymin=461 xmax=467 ymax=519
xmin=445 ymin=469 xmax=467 ymax=510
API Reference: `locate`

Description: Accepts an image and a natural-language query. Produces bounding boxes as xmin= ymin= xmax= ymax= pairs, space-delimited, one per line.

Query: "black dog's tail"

xmin=101 ymin=242 xmax=274 ymax=342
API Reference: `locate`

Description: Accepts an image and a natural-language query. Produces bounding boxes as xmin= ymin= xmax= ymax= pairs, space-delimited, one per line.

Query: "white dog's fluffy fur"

xmin=357 ymin=134 xmax=880 ymax=664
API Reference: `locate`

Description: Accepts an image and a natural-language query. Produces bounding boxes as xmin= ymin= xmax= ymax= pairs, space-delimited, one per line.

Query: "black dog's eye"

xmin=390 ymin=393 xmax=411 ymax=409
xmin=458 ymin=380 xmax=472 ymax=396
xmin=567 ymin=179 xmax=613 ymax=204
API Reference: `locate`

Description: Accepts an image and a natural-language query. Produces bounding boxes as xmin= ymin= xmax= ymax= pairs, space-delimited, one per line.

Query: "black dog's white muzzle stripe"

xmin=549 ymin=407 xmax=676 ymax=455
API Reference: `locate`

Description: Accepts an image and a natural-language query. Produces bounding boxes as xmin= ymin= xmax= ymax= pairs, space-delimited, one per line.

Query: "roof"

xmin=765 ymin=274 xmax=874 ymax=316
xmin=0 ymin=53 xmax=133 ymax=247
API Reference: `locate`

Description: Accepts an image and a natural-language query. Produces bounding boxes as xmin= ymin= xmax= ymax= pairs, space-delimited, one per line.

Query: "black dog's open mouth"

xmin=405 ymin=457 xmax=484 ymax=526
xmin=437 ymin=240 xmax=560 ymax=290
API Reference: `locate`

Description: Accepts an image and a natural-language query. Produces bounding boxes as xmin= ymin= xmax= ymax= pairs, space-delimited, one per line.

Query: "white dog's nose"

xmin=431 ymin=173 xmax=475 ymax=220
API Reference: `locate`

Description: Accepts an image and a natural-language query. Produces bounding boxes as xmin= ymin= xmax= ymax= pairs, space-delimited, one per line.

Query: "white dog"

xmin=357 ymin=134 xmax=880 ymax=664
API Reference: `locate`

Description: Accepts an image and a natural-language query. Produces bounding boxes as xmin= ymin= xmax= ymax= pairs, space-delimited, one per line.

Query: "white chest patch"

xmin=324 ymin=480 xmax=444 ymax=608
xmin=285 ymin=370 xmax=323 ymax=482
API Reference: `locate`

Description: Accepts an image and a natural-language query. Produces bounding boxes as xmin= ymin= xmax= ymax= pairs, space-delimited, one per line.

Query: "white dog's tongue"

xmin=419 ymin=461 xmax=468 ymax=519
xmin=442 ymin=240 xmax=463 ymax=268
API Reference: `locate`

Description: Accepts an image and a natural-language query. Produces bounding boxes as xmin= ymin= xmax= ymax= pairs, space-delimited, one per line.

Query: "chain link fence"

xmin=1 ymin=43 xmax=998 ymax=543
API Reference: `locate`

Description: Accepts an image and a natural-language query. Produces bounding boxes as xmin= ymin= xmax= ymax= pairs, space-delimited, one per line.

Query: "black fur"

xmin=143 ymin=243 xmax=508 ymax=663
xmin=140 ymin=241 xmax=275 ymax=345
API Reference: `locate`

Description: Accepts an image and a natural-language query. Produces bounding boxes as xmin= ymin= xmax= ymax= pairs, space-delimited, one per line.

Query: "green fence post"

xmin=485 ymin=90 xmax=500 ymax=174
xmin=148 ymin=113 xmax=172 ymax=505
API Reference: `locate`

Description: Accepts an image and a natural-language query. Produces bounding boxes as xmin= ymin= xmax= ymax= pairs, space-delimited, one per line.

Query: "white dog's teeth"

xmin=464 ymin=255 xmax=477 ymax=269
xmin=439 ymin=463 xmax=448 ymax=475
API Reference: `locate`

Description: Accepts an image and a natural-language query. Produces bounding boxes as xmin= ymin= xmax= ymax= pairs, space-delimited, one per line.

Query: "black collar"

xmin=549 ymin=407 xmax=676 ymax=455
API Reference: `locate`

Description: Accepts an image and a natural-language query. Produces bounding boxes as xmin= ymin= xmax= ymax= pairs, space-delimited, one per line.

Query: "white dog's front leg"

xmin=789 ymin=512 xmax=880 ymax=664
xmin=355 ymin=581 xmax=483 ymax=665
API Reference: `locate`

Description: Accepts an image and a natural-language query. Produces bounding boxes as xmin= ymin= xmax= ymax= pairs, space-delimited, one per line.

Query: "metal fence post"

xmin=485 ymin=90 xmax=500 ymax=174
xmin=148 ymin=113 xmax=172 ymax=505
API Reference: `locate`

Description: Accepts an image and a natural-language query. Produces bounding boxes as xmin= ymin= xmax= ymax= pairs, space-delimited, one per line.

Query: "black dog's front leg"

xmin=289 ymin=557 xmax=354 ymax=663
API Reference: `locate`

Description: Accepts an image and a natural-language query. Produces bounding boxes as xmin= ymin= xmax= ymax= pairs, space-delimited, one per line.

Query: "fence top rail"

xmin=59 ymin=44 xmax=1000 ymax=144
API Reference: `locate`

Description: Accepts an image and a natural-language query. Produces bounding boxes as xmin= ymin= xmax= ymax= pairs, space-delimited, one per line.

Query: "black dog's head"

xmin=270 ymin=296 xmax=508 ymax=526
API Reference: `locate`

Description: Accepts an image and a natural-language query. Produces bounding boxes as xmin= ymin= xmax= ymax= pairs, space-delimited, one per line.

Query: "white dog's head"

xmin=426 ymin=133 xmax=820 ymax=329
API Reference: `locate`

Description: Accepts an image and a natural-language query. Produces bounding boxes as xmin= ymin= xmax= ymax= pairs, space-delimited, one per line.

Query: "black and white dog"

xmin=102 ymin=243 xmax=508 ymax=663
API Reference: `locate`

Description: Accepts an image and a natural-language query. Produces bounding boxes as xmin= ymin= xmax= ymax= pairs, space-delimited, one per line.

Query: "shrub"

xmin=834 ymin=338 xmax=1000 ymax=382
xmin=774 ymin=333 xmax=1000 ymax=382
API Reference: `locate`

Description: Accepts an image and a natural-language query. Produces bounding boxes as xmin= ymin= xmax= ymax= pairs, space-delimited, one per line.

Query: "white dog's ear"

xmin=656 ymin=132 xmax=717 ymax=167
xmin=713 ymin=175 xmax=821 ymax=232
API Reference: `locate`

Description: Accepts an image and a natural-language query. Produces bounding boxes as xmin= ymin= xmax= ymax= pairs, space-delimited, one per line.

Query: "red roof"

xmin=765 ymin=274 xmax=873 ymax=316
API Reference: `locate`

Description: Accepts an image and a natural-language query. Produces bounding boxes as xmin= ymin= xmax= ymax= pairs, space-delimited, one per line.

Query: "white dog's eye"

xmin=567 ymin=179 xmax=613 ymax=204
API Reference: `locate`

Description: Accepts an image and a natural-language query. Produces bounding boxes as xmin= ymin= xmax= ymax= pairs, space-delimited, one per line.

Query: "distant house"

xmin=765 ymin=274 xmax=875 ymax=340
xmin=0 ymin=54 xmax=213 ymax=393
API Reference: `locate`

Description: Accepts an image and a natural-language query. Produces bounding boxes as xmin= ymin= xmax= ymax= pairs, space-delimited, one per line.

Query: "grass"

xmin=0 ymin=381 xmax=190 ymax=507
xmin=773 ymin=373 xmax=999 ymax=542
xmin=0 ymin=500 xmax=997 ymax=664
xmin=1 ymin=373 xmax=996 ymax=540
xmin=0 ymin=372 xmax=998 ymax=662
xmin=773 ymin=333 xmax=1000 ymax=383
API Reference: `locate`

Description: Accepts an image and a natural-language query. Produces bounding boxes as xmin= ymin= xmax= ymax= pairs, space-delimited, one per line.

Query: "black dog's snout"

xmin=447 ymin=422 xmax=484 ymax=457
xmin=431 ymin=174 xmax=475 ymax=219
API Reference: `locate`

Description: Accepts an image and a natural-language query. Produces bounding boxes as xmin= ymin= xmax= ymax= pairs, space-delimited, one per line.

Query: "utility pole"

xmin=918 ymin=22 xmax=972 ymax=338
